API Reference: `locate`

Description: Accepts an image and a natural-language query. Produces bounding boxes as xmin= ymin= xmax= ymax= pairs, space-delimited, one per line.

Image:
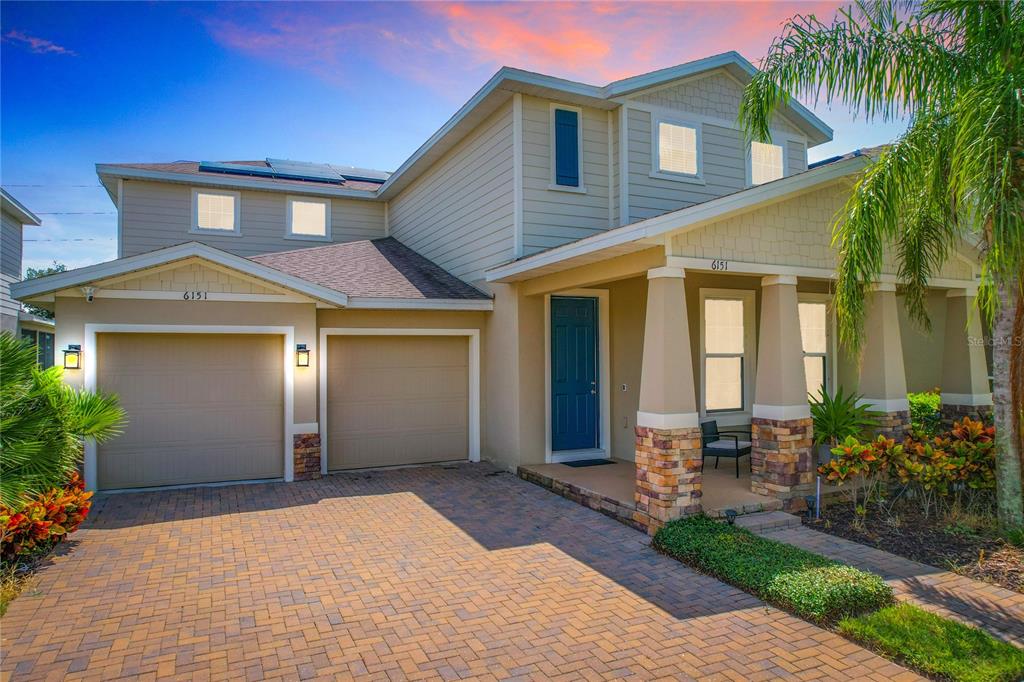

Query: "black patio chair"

xmin=700 ymin=420 xmax=753 ymax=478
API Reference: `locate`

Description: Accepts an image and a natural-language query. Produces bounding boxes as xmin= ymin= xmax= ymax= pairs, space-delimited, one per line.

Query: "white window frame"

xmin=699 ymin=288 xmax=757 ymax=425
xmin=745 ymin=137 xmax=790 ymax=188
xmin=190 ymin=188 xmax=241 ymax=236
xmin=285 ymin=195 xmax=332 ymax=242
xmin=798 ymin=293 xmax=837 ymax=400
xmin=548 ymin=103 xmax=586 ymax=194
xmin=650 ymin=115 xmax=704 ymax=184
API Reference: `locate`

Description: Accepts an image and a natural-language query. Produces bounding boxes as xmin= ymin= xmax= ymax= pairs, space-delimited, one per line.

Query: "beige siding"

xmin=326 ymin=335 xmax=469 ymax=469
xmin=630 ymin=71 xmax=801 ymax=135
xmin=1 ymin=210 xmax=23 ymax=278
xmin=96 ymin=333 xmax=284 ymax=489
xmin=388 ymin=103 xmax=514 ymax=285
xmin=670 ymin=182 xmax=976 ymax=281
xmin=787 ymin=139 xmax=808 ymax=174
xmin=628 ymin=109 xmax=746 ymax=222
xmin=521 ymin=97 xmax=611 ymax=255
xmin=97 ymin=260 xmax=281 ymax=294
xmin=120 ymin=180 xmax=386 ymax=257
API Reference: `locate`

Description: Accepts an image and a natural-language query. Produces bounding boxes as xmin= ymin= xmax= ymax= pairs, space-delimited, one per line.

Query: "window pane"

xmin=554 ymin=108 xmax=580 ymax=187
xmin=197 ymin=193 xmax=235 ymax=230
xmin=658 ymin=122 xmax=697 ymax=175
xmin=804 ymin=356 xmax=826 ymax=399
xmin=705 ymin=298 xmax=744 ymax=354
xmin=751 ymin=141 xmax=783 ymax=185
xmin=706 ymin=357 xmax=743 ymax=411
xmin=290 ymin=199 xmax=327 ymax=236
xmin=798 ymin=302 xmax=827 ymax=353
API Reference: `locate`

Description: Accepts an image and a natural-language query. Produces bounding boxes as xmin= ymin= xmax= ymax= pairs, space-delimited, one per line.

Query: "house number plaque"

xmin=182 ymin=291 xmax=209 ymax=300
xmin=710 ymin=259 xmax=729 ymax=271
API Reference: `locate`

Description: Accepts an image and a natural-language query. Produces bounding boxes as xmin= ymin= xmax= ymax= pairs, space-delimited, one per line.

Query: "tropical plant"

xmin=908 ymin=389 xmax=943 ymax=437
xmin=809 ymin=386 xmax=878 ymax=446
xmin=819 ymin=435 xmax=900 ymax=512
xmin=740 ymin=0 xmax=1024 ymax=529
xmin=0 ymin=332 xmax=126 ymax=507
xmin=0 ymin=472 xmax=93 ymax=561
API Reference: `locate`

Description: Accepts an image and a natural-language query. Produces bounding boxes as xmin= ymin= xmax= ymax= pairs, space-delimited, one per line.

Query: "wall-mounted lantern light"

xmin=63 ymin=344 xmax=82 ymax=370
xmin=295 ymin=343 xmax=310 ymax=367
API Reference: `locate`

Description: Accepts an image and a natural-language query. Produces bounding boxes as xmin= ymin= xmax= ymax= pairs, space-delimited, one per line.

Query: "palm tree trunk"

xmin=992 ymin=280 xmax=1024 ymax=529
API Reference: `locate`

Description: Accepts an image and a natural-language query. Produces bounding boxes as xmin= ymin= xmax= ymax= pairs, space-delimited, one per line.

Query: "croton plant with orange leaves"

xmin=0 ymin=472 xmax=93 ymax=561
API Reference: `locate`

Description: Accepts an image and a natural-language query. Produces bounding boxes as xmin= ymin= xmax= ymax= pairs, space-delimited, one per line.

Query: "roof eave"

xmin=0 ymin=189 xmax=42 ymax=226
xmin=95 ymin=165 xmax=381 ymax=201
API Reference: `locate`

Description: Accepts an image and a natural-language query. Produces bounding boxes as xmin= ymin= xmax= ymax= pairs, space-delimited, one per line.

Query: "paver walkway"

xmin=760 ymin=524 xmax=1024 ymax=647
xmin=1 ymin=464 xmax=918 ymax=681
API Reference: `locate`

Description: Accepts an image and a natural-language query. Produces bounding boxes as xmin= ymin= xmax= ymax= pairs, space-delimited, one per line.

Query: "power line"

xmin=24 ymin=237 xmax=115 ymax=242
xmin=3 ymin=184 xmax=104 ymax=188
xmin=33 ymin=211 xmax=115 ymax=215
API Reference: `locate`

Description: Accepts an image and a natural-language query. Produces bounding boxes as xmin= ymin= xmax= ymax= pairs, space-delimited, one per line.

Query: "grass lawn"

xmin=839 ymin=603 xmax=1024 ymax=682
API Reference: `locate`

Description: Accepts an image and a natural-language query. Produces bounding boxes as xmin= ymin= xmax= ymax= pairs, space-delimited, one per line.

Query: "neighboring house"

xmin=12 ymin=52 xmax=989 ymax=532
xmin=1 ymin=188 xmax=55 ymax=366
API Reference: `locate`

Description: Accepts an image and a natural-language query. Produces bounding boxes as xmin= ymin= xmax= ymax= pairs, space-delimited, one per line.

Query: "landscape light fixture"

xmin=724 ymin=509 xmax=737 ymax=525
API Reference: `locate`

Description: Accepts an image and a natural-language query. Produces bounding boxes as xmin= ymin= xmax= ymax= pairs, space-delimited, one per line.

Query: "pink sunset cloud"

xmin=3 ymin=29 xmax=77 ymax=56
xmin=203 ymin=1 xmax=845 ymax=94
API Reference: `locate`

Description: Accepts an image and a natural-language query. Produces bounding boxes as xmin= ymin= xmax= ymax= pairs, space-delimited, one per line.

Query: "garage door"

xmin=326 ymin=335 xmax=468 ymax=470
xmin=96 ymin=333 xmax=284 ymax=489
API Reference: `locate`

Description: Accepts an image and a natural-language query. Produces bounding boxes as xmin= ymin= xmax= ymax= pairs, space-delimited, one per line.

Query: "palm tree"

xmin=739 ymin=0 xmax=1023 ymax=528
xmin=0 ymin=332 xmax=127 ymax=508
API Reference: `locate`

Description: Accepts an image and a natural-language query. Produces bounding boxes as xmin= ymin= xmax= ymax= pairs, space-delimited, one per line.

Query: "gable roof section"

xmin=11 ymin=242 xmax=352 ymax=307
xmin=1 ymin=188 xmax=42 ymax=226
xmin=486 ymin=154 xmax=870 ymax=283
xmin=251 ymin=238 xmax=490 ymax=307
xmin=12 ymin=239 xmax=493 ymax=311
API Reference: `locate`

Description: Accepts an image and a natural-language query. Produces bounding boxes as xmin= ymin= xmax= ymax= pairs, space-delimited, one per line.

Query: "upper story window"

xmin=750 ymin=141 xmax=784 ymax=185
xmin=654 ymin=119 xmax=701 ymax=180
xmin=799 ymin=300 xmax=829 ymax=399
xmin=191 ymin=189 xmax=240 ymax=234
xmin=287 ymin=196 xmax=331 ymax=240
xmin=550 ymin=105 xmax=583 ymax=191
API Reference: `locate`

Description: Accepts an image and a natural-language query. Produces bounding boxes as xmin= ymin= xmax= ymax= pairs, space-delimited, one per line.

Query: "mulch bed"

xmin=803 ymin=502 xmax=1024 ymax=594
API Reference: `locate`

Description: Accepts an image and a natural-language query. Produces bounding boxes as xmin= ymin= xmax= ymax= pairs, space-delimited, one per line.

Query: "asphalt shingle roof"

xmin=104 ymin=161 xmax=386 ymax=193
xmin=250 ymin=238 xmax=489 ymax=301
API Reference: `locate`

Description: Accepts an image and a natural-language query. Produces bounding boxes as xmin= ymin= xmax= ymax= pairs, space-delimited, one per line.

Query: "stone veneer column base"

xmin=634 ymin=426 xmax=702 ymax=535
xmin=874 ymin=410 xmax=911 ymax=440
xmin=751 ymin=417 xmax=814 ymax=511
xmin=940 ymin=403 xmax=993 ymax=429
xmin=293 ymin=433 xmax=322 ymax=481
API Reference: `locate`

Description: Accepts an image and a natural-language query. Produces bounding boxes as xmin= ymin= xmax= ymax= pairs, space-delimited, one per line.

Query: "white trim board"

xmin=543 ymin=289 xmax=612 ymax=463
xmin=318 ymin=327 xmax=482 ymax=475
xmin=81 ymin=324 xmax=296 ymax=492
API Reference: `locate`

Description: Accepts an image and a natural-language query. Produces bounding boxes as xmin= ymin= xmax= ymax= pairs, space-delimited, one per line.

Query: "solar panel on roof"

xmin=267 ymin=159 xmax=345 ymax=182
xmin=198 ymin=158 xmax=388 ymax=186
xmin=199 ymin=161 xmax=280 ymax=178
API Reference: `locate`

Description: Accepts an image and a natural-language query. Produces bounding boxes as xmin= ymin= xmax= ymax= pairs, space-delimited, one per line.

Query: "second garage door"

xmin=326 ymin=335 xmax=469 ymax=470
xmin=96 ymin=333 xmax=284 ymax=490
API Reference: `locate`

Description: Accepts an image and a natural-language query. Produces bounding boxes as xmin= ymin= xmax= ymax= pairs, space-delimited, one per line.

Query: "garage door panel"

xmin=327 ymin=336 xmax=469 ymax=470
xmin=97 ymin=333 xmax=283 ymax=489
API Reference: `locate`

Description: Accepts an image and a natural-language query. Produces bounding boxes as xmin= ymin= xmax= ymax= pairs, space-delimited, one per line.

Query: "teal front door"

xmin=551 ymin=296 xmax=599 ymax=451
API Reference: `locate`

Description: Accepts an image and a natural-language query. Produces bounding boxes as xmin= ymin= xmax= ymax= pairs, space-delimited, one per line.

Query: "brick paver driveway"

xmin=2 ymin=464 xmax=917 ymax=681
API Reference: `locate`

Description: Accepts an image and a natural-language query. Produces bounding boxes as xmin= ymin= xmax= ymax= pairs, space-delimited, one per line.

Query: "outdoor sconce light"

xmin=63 ymin=344 xmax=82 ymax=370
xmin=295 ymin=343 xmax=310 ymax=367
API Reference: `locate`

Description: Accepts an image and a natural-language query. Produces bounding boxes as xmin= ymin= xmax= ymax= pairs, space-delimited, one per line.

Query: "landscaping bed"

xmin=804 ymin=502 xmax=1024 ymax=594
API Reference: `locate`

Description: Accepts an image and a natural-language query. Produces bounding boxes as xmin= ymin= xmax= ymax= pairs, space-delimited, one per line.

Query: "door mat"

xmin=562 ymin=459 xmax=615 ymax=468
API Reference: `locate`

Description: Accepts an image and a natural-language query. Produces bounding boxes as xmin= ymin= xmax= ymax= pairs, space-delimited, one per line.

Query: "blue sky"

xmin=1 ymin=1 xmax=908 ymax=272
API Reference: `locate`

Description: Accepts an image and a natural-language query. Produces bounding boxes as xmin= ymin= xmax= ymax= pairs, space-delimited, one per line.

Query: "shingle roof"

xmin=103 ymin=161 xmax=386 ymax=193
xmin=249 ymin=238 xmax=490 ymax=300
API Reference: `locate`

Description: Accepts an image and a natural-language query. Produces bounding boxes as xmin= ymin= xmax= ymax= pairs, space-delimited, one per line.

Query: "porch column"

xmin=635 ymin=266 xmax=702 ymax=534
xmin=940 ymin=289 xmax=993 ymax=426
xmin=858 ymin=283 xmax=910 ymax=438
xmin=751 ymin=275 xmax=815 ymax=506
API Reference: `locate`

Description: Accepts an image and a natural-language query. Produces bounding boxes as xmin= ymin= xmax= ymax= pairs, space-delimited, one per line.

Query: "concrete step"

xmin=733 ymin=511 xmax=802 ymax=532
xmin=704 ymin=497 xmax=783 ymax=519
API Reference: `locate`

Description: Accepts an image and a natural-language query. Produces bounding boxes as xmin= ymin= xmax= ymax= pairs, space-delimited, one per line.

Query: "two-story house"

xmin=2 ymin=188 xmax=55 ymax=366
xmin=13 ymin=52 xmax=988 ymax=533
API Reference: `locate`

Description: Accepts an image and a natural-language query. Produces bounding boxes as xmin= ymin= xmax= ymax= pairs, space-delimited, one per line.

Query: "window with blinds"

xmin=657 ymin=121 xmax=699 ymax=176
xmin=750 ymin=141 xmax=784 ymax=185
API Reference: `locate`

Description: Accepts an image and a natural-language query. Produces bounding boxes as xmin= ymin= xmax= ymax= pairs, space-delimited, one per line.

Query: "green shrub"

xmin=653 ymin=516 xmax=893 ymax=622
xmin=839 ymin=603 xmax=1024 ymax=682
xmin=809 ymin=385 xmax=879 ymax=446
xmin=908 ymin=390 xmax=942 ymax=437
